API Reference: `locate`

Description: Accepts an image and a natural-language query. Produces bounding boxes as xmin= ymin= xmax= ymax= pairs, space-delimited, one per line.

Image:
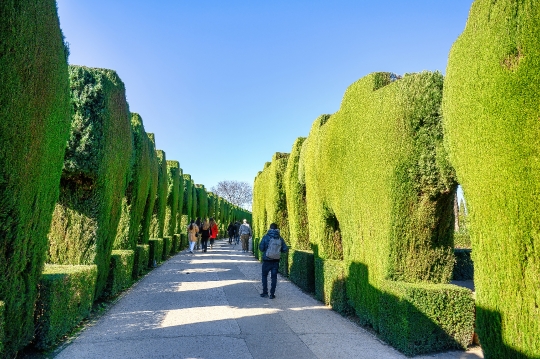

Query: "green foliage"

xmin=299 ymin=72 xmax=456 ymax=330
xmin=48 ymin=65 xmax=132 ymax=299
xmin=179 ymin=234 xmax=188 ymax=251
xmin=138 ymin=133 xmax=159 ymax=245
xmin=34 ymin=265 xmax=97 ymax=350
xmin=379 ymin=281 xmax=475 ymax=356
xmin=164 ymin=160 xmax=180 ymax=237
xmin=453 ymin=249 xmax=473 ymax=281
xmin=171 ymin=234 xmax=179 ymax=254
xmin=314 ymin=258 xmax=350 ymax=314
xmin=288 ymin=249 xmax=315 ymax=293
xmin=195 ymin=185 xmax=208 ymax=219
xmin=0 ymin=1 xmax=72 ymax=354
xmin=182 ymin=174 xmax=194 ymax=219
xmin=162 ymin=237 xmax=171 ymax=260
xmin=0 ymin=301 xmax=4 ymax=356
xmin=284 ymin=137 xmax=310 ymax=250
xmin=175 ymin=168 xmax=184 ymax=234
xmin=105 ymin=250 xmax=134 ymax=297
xmin=114 ymin=113 xmax=152 ymax=252
xmin=148 ymin=238 xmax=164 ymax=267
xmin=133 ymin=244 xmax=149 ymax=278
xmin=443 ymin=1 xmax=540 ymax=356
xmin=149 ymin=150 xmax=168 ymax=238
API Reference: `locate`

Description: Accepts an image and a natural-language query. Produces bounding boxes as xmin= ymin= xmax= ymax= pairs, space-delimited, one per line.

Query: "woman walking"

xmin=188 ymin=219 xmax=198 ymax=254
xmin=200 ymin=219 xmax=211 ymax=252
xmin=195 ymin=217 xmax=202 ymax=250
xmin=209 ymin=217 xmax=218 ymax=249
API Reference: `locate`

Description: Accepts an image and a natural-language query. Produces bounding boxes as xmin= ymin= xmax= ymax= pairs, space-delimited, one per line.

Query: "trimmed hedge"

xmin=114 ymin=113 xmax=153 ymax=252
xmin=34 ymin=265 xmax=97 ymax=350
xmin=105 ymin=250 xmax=134 ymax=297
xmin=314 ymin=257 xmax=350 ymax=314
xmin=171 ymin=234 xmax=180 ymax=254
xmin=284 ymin=137 xmax=310 ymax=250
xmin=443 ymin=1 xmax=540 ymax=356
xmin=289 ymin=249 xmax=315 ymax=293
xmin=379 ymin=280 xmax=475 ymax=356
xmin=0 ymin=1 xmax=72 ymax=354
xmin=175 ymin=168 xmax=185 ymax=234
xmin=453 ymin=249 xmax=473 ymax=281
xmin=300 ymin=72 xmax=456 ymax=330
xmin=48 ymin=65 xmax=132 ymax=299
xmin=133 ymin=244 xmax=149 ymax=278
xmin=162 ymin=237 xmax=171 ymax=260
xmin=149 ymin=150 xmax=167 ymax=238
xmin=180 ymin=234 xmax=188 ymax=251
xmin=195 ymin=185 xmax=208 ymax=219
xmin=148 ymin=238 xmax=164 ymax=267
xmin=165 ymin=160 xmax=180 ymax=237
xmin=182 ymin=174 xmax=194 ymax=219
xmin=0 ymin=301 xmax=4 ymax=355
xmin=138 ymin=133 xmax=159 ymax=245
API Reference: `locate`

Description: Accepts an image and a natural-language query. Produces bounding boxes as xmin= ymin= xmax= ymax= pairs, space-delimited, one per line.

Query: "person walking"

xmin=227 ymin=222 xmax=235 ymax=244
xmin=195 ymin=217 xmax=202 ymax=250
xmin=234 ymin=221 xmax=240 ymax=245
xmin=188 ymin=219 xmax=199 ymax=254
xmin=209 ymin=218 xmax=218 ymax=249
xmin=200 ymin=219 xmax=211 ymax=252
xmin=238 ymin=219 xmax=252 ymax=252
xmin=259 ymin=223 xmax=288 ymax=299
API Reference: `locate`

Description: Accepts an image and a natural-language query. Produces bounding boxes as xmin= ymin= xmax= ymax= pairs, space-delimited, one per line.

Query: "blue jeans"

xmin=261 ymin=260 xmax=279 ymax=295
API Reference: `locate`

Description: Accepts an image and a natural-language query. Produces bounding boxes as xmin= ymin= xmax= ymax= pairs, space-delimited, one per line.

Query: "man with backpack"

xmin=259 ymin=223 xmax=288 ymax=299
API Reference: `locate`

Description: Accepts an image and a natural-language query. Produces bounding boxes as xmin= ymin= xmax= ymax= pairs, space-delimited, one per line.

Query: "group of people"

xmin=227 ymin=219 xmax=252 ymax=252
xmin=187 ymin=217 xmax=219 ymax=253
xmin=187 ymin=217 xmax=289 ymax=300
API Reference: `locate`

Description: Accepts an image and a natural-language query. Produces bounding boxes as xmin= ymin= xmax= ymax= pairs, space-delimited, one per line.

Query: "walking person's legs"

xmin=241 ymin=234 xmax=249 ymax=252
xmin=201 ymin=238 xmax=208 ymax=252
xmin=269 ymin=261 xmax=279 ymax=298
xmin=210 ymin=238 xmax=214 ymax=249
xmin=260 ymin=261 xmax=271 ymax=297
xmin=189 ymin=240 xmax=195 ymax=253
xmin=196 ymin=235 xmax=201 ymax=250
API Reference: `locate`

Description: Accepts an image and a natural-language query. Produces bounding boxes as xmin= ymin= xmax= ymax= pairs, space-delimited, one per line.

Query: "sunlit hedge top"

xmin=443 ymin=1 xmax=540 ymax=356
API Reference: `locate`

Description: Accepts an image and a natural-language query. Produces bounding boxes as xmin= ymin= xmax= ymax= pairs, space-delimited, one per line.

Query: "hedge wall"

xmin=133 ymin=244 xmax=149 ymax=278
xmin=148 ymin=238 xmax=164 ymax=267
xmin=105 ymin=250 xmax=134 ymax=297
xmin=195 ymin=185 xmax=208 ymax=219
xmin=138 ymin=133 xmax=159 ymax=245
xmin=149 ymin=150 xmax=167 ymax=238
xmin=0 ymin=1 xmax=72 ymax=355
xmin=0 ymin=301 xmax=3 ymax=355
xmin=379 ymin=280 xmax=475 ymax=356
xmin=34 ymin=265 xmax=97 ymax=350
xmin=284 ymin=137 xmax=310 ymax=250
xmin=48 ymin=65 xmax=132 ymax=299
xmin=314 ymin=258 xmax=350 ymax=314
xmin=114 ymin=113 xmax=152 ymax=252
xmin=165 ymin=160 xmax=180 ymax=237
xmin=300 ymin=72 xmax=457 ymax=331
xmin=289 ymin=249 xmax=315 ymax=293
xmin=175 ymin=168 xmax=184 ymax=234
xmin=443 ymin=1 xmax=540 ymax=356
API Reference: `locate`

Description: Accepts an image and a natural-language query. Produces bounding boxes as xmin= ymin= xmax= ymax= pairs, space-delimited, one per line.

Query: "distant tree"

xmin=211 ymin=180 xmax=252 ymax=211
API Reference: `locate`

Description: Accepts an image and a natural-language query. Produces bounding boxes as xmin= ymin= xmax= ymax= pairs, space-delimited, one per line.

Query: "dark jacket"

xmin=258 ymin=229 xmax=288 ymax=261
xmin=227 ymin=223 xmax=235 ymax=236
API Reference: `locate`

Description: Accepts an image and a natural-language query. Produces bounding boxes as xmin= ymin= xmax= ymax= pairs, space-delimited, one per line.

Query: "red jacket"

xmin=210 ymin=223 xmax=218 ymax=238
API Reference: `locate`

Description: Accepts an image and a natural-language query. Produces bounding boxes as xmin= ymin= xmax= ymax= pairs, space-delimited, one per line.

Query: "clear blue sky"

xmin=56 ymin=0 xmax=474 ymax=192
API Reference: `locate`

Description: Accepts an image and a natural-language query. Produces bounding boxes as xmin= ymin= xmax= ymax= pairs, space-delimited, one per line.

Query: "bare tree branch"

xmin=211 ymin=180 xmax=252 ymax=211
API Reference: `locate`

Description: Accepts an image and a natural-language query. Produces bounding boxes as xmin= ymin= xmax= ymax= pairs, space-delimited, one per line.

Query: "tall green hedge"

xmin=182 ymin=174 xmax=194 ymax=219
xmin=175 ymin=168 xmax=184 ymax=234
xmin=114 ymin=113 xmax=152 ymax=252
xmin=301 ymin=73 xmax=457 ymax=330
xmin=284 ymin=137 xmax=309 ymax=250
xmin=149 ymin=150 xmax=167 ymax=238
xmin=443 ymin=1 xmax=540 ymax=356
xmin=0 ymin=1 xmax=71 ymax=354
xmin=164 ymin=160 xmax=180 ymax=236
xmin=138 ymin=133 xmax=159 ymax=245
xmin=48 ymin=66 xmax=133 ymax=299
xmin=195 ymin=185 xmax=208 ymax=219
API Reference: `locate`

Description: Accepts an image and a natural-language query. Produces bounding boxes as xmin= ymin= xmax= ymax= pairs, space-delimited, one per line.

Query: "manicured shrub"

xmin=162 ymin=237 xmax=171 ymax=260
xmin=48 ymin=65 xmax=132 ymax=299
xmin=314 ymin=257 xmax=350 ymax=314
xmin=379 ymin=280 xmax=475 ymax=356
xmin=182 ymin=174 xmax=194 ymax=219
xmin=34 ymin=265 xmax=97 ymax=350
xmin=171 ymin=234 xmax=179 ymax=254
xmin=149 ymin=150 xmax=167 ymax=238
xmin=443 ymin=1 xmax=540 ymax=356
xmin=300 ymin=72 xmax=456 ymax=330
xmin=0 ymin=1 xmax=72 ymax=354
xmin=175 ymin=168 xmax=185 ymax=234
xmin=195 ymin=185 xmax=208 ymax=219
xmin=114 ymin=113 xmax=153 ymax=252
xmin=453 ymin=249 xmax=473 ymax=281
xmin=0 ymin=301 xmax=4 ymax=355
xmin=148 ymin=238 xmax=164 ymax=267
xmin=138 ymin=133 xmax=159 ymax=245
xmin=284 ymin=137 xmax=310 ymax=250
xmin=289 ymin=249 xmax=315 ymax=293
xmin=132 ymin=244 xmax=149 ymax=278
xmin=105 ymin=250 xmax=134 ymax=297
xmin=165 ymin=160 xmax=180 ymax=237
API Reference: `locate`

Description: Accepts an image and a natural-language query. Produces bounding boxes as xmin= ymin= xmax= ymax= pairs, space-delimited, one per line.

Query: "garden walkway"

xmin=54 ymin=240 xmax=484 ymax=359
